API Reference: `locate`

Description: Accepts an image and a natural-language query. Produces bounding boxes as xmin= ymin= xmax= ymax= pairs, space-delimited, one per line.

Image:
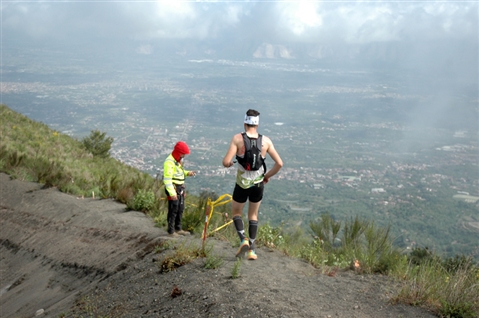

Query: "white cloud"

xmin=276 ymin=1 xmax=323 ymax=36
xmin=340 ymin=5 xmax=402 ymax=43
xmin=1 ymin=1 xmax=476 ymax=46
xmin=223 ymin=4 xmax=244 ymax=25
xmin=136 ymin=44 xmax=153 ymax=55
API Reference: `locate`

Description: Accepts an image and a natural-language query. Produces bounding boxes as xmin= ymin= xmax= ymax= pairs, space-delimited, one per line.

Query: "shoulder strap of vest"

xmin=242 ymin=132 xmax=262 ymax=147
xmin=240 ymin=132 xmax=264 ymax=155
xmin=241 ymin=132 xmax=251 ymax=151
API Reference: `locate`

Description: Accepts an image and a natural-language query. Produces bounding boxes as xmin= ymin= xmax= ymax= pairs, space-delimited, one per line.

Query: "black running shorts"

xmin=232 ymin=182 xmax=264 ymax=203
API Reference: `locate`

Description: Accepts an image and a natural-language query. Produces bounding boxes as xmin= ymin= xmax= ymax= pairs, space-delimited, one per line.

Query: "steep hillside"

xmin=0 ymin=173 xmax=437 ymax=318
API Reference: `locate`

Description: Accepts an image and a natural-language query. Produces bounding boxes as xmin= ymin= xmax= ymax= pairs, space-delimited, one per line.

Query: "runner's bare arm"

xmin=222 ymin=134 xmax=240 ymax=167
xmin=263 ymin=137 xmax=283 ymax=184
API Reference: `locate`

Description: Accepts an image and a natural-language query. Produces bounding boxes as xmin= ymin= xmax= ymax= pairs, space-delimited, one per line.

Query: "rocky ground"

xmin=0 ymin=172 xmax=438 ymax=318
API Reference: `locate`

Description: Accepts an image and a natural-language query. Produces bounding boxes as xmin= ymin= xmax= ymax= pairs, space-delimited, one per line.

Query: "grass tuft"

xmin=158 ymin=242 xmax=206 ymax=273
xmin=231 ymin=259 xmax=242 ymax=279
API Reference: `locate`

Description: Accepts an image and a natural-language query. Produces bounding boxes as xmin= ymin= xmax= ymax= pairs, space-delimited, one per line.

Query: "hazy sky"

xmin=2 ymin=1 xmax=477 ymax=51
xmin=1 ymin=0 xmax=478 ymax=92
xmin=1 ymin=1 xmax=477 ymax=140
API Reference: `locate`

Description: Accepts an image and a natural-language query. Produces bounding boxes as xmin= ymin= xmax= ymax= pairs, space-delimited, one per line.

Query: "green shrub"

xmin=81 ymin=129 xmax=113 ymax=158
xmin=257 ymin=222 xmax=285 ymax=248
xmin=129 ymin=189 xmax=156 ymax=212
xmin=443 ymin=255 xmax=474 ymax=274
xmin=408 ymin=247 xmax=440 ymax=266
xmin=440 ymin=300 xmax=476 ymax=318
xmin=309 ymin=213 xmax=341 ymax=251
xmin=181 ymin=197 xmax=207 ymax=234
xmin=306 ymin=213 xmax=403 ymax=274
xmin=299 ymin=238 xmax=326 ymax=268
xmin=342 ymin=215 xmax=368 ymax=249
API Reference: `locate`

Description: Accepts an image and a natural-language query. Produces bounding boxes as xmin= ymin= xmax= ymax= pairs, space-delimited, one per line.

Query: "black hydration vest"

xmin=236 ymin=132 xmax=266 ymax=172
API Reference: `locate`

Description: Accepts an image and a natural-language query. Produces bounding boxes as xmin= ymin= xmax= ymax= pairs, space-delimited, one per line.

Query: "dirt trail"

xmin=0 ymin=173 xmax=437 ymax=317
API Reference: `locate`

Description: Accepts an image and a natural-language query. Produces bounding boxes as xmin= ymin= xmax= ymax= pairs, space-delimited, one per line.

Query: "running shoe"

xmin=235 ymin=238 xmax=250 ymax=258
xmin=247 ymin=250 xmax=257 ymax=260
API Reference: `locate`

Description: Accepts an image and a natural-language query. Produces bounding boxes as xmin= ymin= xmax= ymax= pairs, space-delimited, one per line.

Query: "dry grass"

xmin=393 ymin=259 xmax=479 ymax=317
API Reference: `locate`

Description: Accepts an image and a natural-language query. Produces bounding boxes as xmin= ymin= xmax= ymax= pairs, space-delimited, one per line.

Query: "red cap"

xmin=172 ymin=141 xmax=190 ymax=161
xmin=174 ymin=141 xmax=190 ymax=155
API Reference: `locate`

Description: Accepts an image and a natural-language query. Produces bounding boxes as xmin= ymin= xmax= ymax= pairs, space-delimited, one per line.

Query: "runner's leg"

xmin=248 ymin=219 xmax=258 ymax=250
xmin=247 ymin=201 xmax=261 ymax=249
xmin=232 ymin=200 xmax=246 ymax=241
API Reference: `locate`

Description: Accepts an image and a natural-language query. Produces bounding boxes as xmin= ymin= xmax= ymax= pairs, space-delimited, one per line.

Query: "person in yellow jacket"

xmin=163 ymin=141 xmax=196 ymax=237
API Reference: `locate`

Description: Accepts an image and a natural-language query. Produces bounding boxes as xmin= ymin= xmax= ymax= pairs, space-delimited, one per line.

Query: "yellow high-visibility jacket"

xmin=163 ymin=154 xmax=190 ymax=198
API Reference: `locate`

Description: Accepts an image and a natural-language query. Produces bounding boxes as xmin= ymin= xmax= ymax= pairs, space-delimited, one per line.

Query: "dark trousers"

xmin=167 ymin=186 xmax=185 ymax=234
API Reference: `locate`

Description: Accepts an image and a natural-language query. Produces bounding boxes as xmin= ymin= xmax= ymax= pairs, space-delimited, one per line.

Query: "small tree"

xmin=81 ymin=129 xmax=114 ymax=158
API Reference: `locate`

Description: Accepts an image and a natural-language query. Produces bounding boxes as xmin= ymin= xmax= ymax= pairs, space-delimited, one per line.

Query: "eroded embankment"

xmin=0 ymin=173 xmax=167 ymax=317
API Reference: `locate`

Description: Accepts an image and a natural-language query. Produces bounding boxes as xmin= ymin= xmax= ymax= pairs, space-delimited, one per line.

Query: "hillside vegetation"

xmin=1 ymin=104 xmax=478 ymax=317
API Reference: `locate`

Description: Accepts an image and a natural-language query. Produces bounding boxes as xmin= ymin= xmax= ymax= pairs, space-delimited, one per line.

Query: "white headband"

xmin=244 ymin=115 xmax=259 ymax=125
